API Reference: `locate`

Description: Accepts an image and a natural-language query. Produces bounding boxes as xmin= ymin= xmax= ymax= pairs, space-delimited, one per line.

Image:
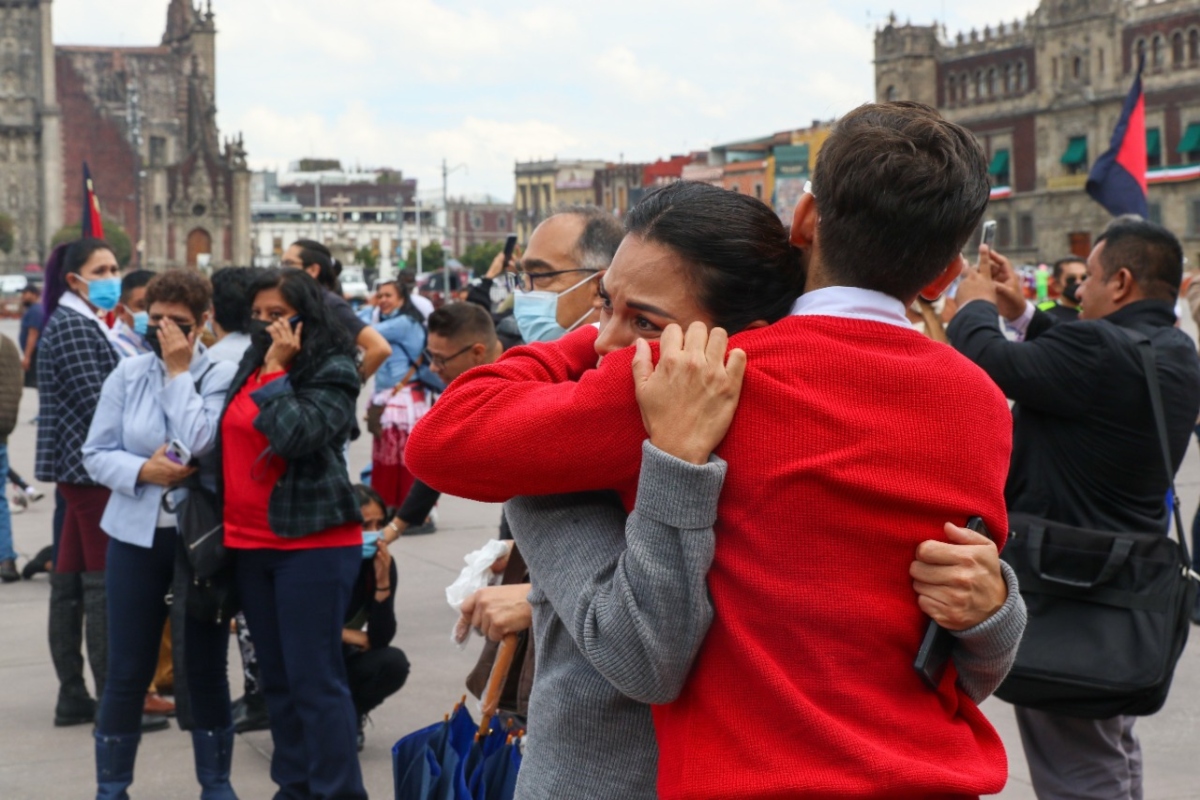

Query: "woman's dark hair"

xmin=211 ymin=266 xmax=256 ymax=334
xmin=291 ymin=239 xmax=343 ymax=291
xmin=43 ymin=238 xmax=116 ymax=318
xmin=246 ymin=268 xmax=357 ymax=384
xmin=624 ymin=181 xmax=804 ymax=332
xmin=145 ymin=269 xmax=212 ymax=323
xmin=353 ymin=483 xmax=388 ymax=516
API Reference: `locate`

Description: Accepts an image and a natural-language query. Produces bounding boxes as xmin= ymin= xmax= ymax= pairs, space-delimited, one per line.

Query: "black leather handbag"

xmin=995 ymin=329 xmax=1198 ymax=718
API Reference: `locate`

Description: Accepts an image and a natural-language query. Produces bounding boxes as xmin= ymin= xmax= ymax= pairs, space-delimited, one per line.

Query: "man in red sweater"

xmin=408 ymin=102 xmax=1015 ymax=798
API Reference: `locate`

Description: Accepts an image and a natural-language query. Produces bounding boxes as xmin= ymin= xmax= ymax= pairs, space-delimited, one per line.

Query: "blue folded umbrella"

xmin=393 ymin=704 xmax=477 ymax=800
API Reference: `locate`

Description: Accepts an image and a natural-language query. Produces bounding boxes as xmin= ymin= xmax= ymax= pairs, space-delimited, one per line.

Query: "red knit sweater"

xmin=407 ymin=316 xmax=1013 ymax=799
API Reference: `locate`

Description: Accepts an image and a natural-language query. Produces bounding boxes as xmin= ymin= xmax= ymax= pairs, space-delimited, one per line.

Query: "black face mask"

xmin=21 ymin=300 xmax=34 ymax=309
xmin=145 ymin=324 xmax=193 ymax=361
xmin=1062 ymin=279 xmax=1081 ymax=304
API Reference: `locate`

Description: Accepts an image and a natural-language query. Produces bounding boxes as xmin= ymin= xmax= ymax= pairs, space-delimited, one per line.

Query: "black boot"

xmin=81 ymin=571 xmax=108 ymax=700
xmin=231 ymin=691 xmax=269 ymax=733
xmin=49 ymin=572 xmax=94 ymax=726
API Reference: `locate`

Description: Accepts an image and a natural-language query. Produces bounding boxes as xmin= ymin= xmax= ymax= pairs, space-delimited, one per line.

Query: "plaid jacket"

xmin=222 ymin=352 xmax=363 ymax=538
xmin=36 ymin=307 xmax=120 ymax=484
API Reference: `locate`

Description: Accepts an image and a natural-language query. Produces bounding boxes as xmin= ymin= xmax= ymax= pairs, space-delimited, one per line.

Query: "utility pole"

xmin=441 ymin=158 xmax=467 ymax=303
xmin=126 ymin=79 xmax=144 ymax=267
xmin=415 ymin=197 xmax=422 ymax=277
xmin=314 ymin=175 xmax=323 ymax=244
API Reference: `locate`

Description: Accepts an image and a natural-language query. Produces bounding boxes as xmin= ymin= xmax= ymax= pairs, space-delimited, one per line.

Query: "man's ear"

xmin=1110 ymin=267 xmax=1136 ymax=303
xmin=790 ymin=193 xmax=817 ymax=249
xmin=919 ymin=255 xmax=966 ymax=302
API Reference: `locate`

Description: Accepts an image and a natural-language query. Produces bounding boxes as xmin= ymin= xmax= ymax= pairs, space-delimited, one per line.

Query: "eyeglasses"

xmin=505 ymin=268 xmax=598 ymax=293
xmin=424 ymin=343 xmax=475 ymax=368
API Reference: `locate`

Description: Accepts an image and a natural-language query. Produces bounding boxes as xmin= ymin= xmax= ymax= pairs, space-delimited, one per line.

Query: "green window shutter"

xmin=1176 ymin=123 xmax=1200 ymax=154
xmin=1147 ymin=128 xmax=1161 ymax=158
xmin=1061 ymin=136 xmax=1088 ymax=166
xmin=988 ymin=149 xmax=1010 ymax=178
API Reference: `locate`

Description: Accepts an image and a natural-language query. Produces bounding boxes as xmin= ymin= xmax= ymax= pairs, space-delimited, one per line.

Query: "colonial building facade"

xmin=876 ymin=0 xmax=1200 ymax=264
xmin=1 ymin=0 xmax=249 ymax=271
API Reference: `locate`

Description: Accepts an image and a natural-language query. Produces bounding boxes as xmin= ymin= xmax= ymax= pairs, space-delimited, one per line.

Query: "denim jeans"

xmin=0 ymin=444 xmax=15 ymax=561
xmin=97 ymin=529 xmax=231 ymax=735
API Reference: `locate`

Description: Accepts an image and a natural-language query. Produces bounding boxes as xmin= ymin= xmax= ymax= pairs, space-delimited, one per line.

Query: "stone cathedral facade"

xmin=876 ymin=0 xmax=1200 ymax=265
xmin=0 ymin=0 xmax=249 ymax=272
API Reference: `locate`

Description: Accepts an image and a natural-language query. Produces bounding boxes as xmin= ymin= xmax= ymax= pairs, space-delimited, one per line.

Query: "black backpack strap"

xmin=1120 ymin=327 xmax=1190 ymax=562
xmin=194 ymin=363 xmax=217 ymax=394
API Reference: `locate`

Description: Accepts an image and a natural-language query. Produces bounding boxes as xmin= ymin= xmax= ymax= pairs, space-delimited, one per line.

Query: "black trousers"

xmin=345 ymin=646 xmax=410 ymax=716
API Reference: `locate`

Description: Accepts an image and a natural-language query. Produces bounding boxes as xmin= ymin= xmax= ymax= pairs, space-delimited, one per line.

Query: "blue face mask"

xmin=132 ymin=311 xmax=150 ymax=336
xmin=81 ymin=276 xmax=122 ymax=312
xmin=512 ymin=272 xmax=600 ymax=343
xmin=362 ymin=531 xmax=382 ymax=560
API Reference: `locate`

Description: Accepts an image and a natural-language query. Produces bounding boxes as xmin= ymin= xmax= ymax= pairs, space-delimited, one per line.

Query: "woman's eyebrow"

xmin=626 ymin=299 xmax=674 ymax=318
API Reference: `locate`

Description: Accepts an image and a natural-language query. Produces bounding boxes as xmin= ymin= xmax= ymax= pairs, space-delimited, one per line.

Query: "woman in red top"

xmin=220 ymin=268 xmax=367 ymax=800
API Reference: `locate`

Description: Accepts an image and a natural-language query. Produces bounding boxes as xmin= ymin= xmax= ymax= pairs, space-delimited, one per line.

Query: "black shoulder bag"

xmin=164 ymin=366 xmax=238 ymax=626
xmin=995 ymin=329 xmax=1198 ymax=718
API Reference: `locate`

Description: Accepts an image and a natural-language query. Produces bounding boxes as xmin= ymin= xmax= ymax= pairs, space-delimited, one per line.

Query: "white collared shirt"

xmin=789 ymin=286 xmax=912 ymax=328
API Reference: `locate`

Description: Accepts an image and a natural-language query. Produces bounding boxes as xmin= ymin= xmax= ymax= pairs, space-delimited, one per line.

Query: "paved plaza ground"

xmin=1 ymin=317 xmax=1199 ymax=798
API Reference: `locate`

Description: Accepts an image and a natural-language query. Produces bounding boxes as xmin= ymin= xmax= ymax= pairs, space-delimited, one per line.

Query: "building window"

xmin=988 ymin=68 xmax=998 ymax=97
xmin=1073 ymin=56 xmax=1082 ymax=80
xmin=1174 ymin=32 xmax=1185 ymax=67
xmin=947 ymin=75 xmax=957 ymax=105
xmin=1136 ymin=38 xmax=1147 ymax=66
xmin=1018 ymin=214 xmax=1035 ymax=248
xmin=960 ymin=72 xmax=969 ymax=102
xmin=1003 ymin=64 xmax=1012 ymax=94
xmin=1153 ymin=35 xmax=1165 ymax=70
xmin=497 ymin=214 xmax=507 ymax=230
xmin=1017 ymin=61 xmax=1028 ymax=91
xmin=1190 ymin=29 xmax=1200 ymax=62
xmin=1098 ymin=47 xmax=1105 ymax=75
xmin=519 ymin=186 xmax=528 ymax=210
xmin=975 ymin=70 xmax=984 ymax=99
xmin=1148 ymin=203 xmax=1163 ymax=226
xmin=885 ymin=85 xmax=897 ymax=101
xmin=1052 ymin=57 xmax=1058 ymax=83
xmin=1061 ymin=135 xmax=1089 ymax=175
xmin=988 ymin=148 xmax=1011 ymax=186
xmin=272 ymin=236 xmax=283 ymax=256
xmin=1178 ymin=122 xmax=1200 ymax=163
xmin=149 ymin=136 xmax=167 ymax=167
xmin=471 ymin=213 xmax=483 ymax=231
xmin=1148 ymin=128 xmax=1162 ymax=168
xmin=995 ymin=216 xmax=1012 ymax=249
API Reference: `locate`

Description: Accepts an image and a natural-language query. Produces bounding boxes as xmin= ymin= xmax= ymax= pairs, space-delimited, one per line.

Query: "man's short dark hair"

xmin=120 ymin=270 xmax=155 ymax=303
xmin=211 ymin=267 xmax=256 ymax=334
xmin=21 ymin=281 xmax=41 ymax=297
xmin=1052 ymin=257 xmax=1087 ymax=281
xmin=1095 ymin=216 xmax=1184 ymax=302
xmin=810 ymin=101 xmax=991 ymax=299
xmin=428 ymin=303 xmax=497 ymax=347
xmin=556 ymin=207 xmax=624 ymax=271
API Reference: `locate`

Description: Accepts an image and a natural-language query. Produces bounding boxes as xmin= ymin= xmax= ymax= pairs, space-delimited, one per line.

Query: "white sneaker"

xmin=7 ymin=496 xmax=26 ymax=514
xmin=24 ymin=486 xmax=43 ymax=502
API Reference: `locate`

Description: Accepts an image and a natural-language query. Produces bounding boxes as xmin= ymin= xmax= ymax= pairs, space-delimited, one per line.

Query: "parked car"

xmin=416 ymin=265 xmax=474 ymax=309
xmin=340 ymin=268 xmax=370 ymax=305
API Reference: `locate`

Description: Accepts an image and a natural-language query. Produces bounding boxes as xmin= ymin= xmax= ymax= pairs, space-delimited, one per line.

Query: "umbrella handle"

xmin=478 ymin=633 xmax=519 ymax=737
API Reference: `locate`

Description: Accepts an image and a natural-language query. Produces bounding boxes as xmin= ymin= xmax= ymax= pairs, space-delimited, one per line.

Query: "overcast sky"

xmin=55 ymin=0 xmax=1040 ymax=200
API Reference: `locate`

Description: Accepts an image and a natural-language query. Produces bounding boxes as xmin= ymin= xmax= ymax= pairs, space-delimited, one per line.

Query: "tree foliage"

xmin=51 ymin=219 xmax=133 ymax=267
xmin=405 ymin=241 xmax=445 ymax=273
xmin=459 ymin=241 xmax=505 ymax=276
xmin=354 ymin=245 xmax=378 ymax=271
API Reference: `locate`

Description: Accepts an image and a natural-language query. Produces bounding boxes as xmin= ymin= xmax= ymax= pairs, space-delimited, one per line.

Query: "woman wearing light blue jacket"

xmin=82 ymin=270 xmax=238 ymax=800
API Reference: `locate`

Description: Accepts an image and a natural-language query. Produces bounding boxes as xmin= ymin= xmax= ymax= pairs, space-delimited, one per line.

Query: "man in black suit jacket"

xmin=948 ymin=217 xmax=1200 ymax=800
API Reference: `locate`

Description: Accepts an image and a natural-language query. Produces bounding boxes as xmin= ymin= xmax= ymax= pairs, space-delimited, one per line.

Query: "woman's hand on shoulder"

xmin=632 ymin=321 xmax=746 ymax=466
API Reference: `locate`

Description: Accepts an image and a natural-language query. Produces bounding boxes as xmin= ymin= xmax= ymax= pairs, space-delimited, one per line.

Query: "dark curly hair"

xmin=144 ymin=269 xmax=212 ymax=323
xmin=246 ymin=268 xmax=357 ymax=385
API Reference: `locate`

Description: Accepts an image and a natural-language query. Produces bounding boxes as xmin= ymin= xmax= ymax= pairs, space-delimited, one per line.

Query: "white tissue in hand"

xmin=446 ymin=539 xmax=509 ymax=612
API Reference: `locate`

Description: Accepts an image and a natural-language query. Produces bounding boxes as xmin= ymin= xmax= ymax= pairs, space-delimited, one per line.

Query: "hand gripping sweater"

xmin=407 ymin=316 xmax=1015 ymax=799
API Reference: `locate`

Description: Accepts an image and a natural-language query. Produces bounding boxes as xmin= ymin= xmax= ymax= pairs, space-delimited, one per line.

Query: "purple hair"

xmin=41 ymin=243 xmax=71 ymax=319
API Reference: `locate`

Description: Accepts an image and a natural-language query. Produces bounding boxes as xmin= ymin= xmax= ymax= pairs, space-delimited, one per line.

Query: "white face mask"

xmin=512 ymin=272 xmax=600 ymax=343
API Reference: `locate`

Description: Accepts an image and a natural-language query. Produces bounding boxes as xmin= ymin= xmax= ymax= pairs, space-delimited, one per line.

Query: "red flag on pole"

xmin=82 ymin=162 xmax=105 ymax=239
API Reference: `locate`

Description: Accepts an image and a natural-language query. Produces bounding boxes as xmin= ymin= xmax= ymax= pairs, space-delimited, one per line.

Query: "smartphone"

xmin=981 ymin=220 xmax=997 ymax=250
xmin=503 ymin=234 xmax=518 ymax=269
xmin=165 ymin=438 xmax=192 ymax=466
xmin=914 ymin=516 xmax=991 ymax=689
xmin=287 ymin=314 xmax=302 ymax=330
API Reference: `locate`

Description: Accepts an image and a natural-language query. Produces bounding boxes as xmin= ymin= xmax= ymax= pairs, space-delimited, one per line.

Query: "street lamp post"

xmin=442 ymin=158 xmax=467 ymax=303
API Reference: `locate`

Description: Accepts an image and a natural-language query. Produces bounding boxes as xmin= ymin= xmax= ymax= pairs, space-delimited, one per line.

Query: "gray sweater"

xmin=505 ymin=441 xmax=1026 ymax=800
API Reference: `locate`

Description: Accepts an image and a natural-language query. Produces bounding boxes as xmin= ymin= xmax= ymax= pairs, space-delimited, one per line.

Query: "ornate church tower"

xmin=0 ymin=0 xmax=62 ymax=269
